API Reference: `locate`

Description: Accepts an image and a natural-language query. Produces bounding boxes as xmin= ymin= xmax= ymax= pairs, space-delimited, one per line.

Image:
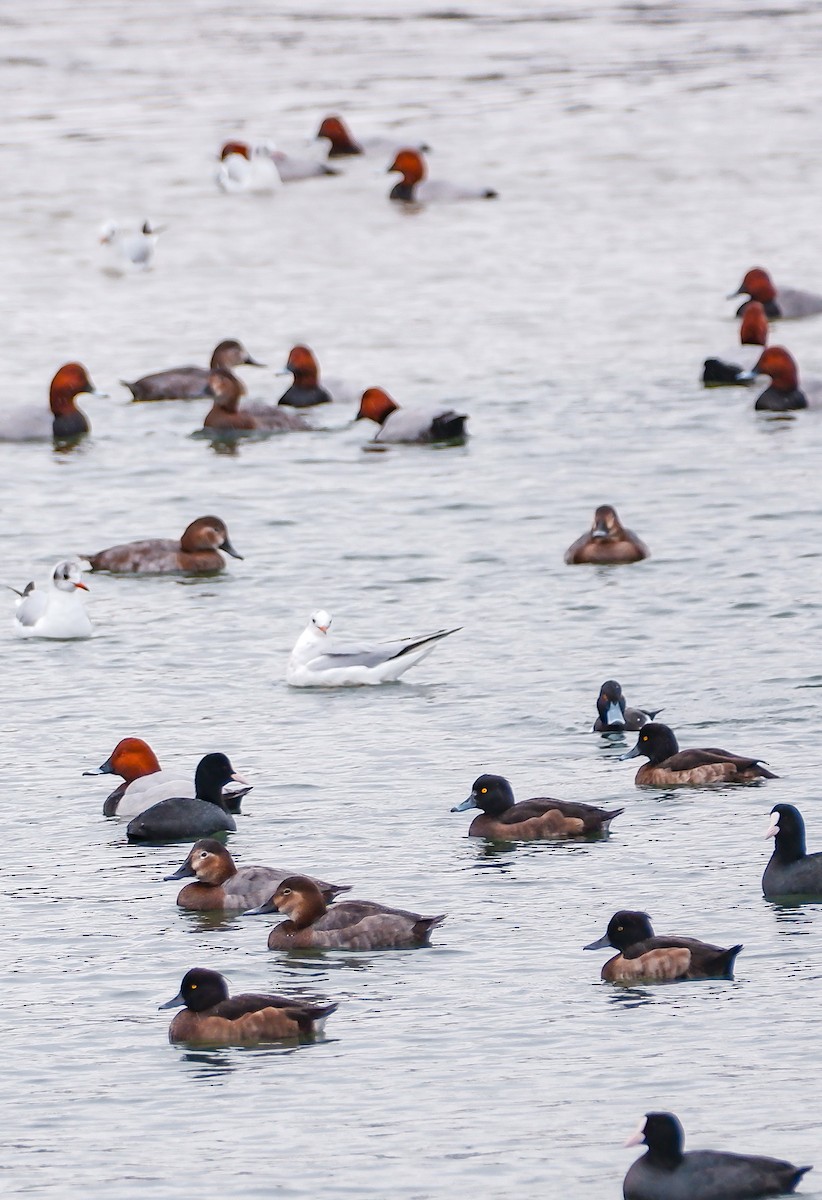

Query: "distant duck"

xmin=86 ymin=516 xmax=242 ymax=575
xmin=623 ymin=1112 xmax=811 ymax=1200
xmin=11 ymin=560 xmax=92 ymax=640
xmin=564 ymin=505 xmax=649 ymax=565
xmin=316 ymin=114 xmax=429 ymax=160
xmin=122 ymin=340 xmax=264 ymax=401
xmin=356 ymin=388 xmax=468 ymax=444
xmin=388 ymin=148 xmax=497 ymax=202
xmin=278 ymin=345 xmax=332 ymax=408
xmin=621 ymin=723 xmax=777 ymax=787
xmin=100 ymin=219 xmax=162 ymax=272
xmin=0 ymin=362 xmax=96 ymax=443
xmin=125 ymin=752 xmax=250 ymax=842
xmin=202 ymin=369 xmax=310 ymax=434
xmin=247 ymin=875 xmax=446 ymax=950
xmin=286 ymin=609 xmax=459 ymax=687
xmin=745 ymin=347 xmax=816 ymax=412
xmin=593 ymin=680 xmax=661 ymax=733
xmin=159 ymin=968 xmax=337 ymax=1045
xmin=702 ymin=300 xmax=769 ymax=386
xmin=258 ymin=142 xmax=339 ymax=181
xmin=84 ymin=737 xmax=191 ymax=817
xmin=584 ymin=911 xmax=742 ymax=984
xmin=763 ymin=804 xmax=822 ymax=900
xmin=452 ymin=774 xmax=623 ymax=840
xmin=165 ymin=839 xmax=350 ymax=912
xmin=729 ymin=266 xmax=822 ymax=319
xmin=216 ymin=141 xmax=282 ymax=193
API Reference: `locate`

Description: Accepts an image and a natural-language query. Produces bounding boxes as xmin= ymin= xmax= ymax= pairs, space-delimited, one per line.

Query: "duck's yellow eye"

xmin=617 ymin=926 xmax=623 ymax=932
xmin=190 ymin=983 xmax=197 ymax=989
xmin=642 ymin=735 xmax=648 ymax=742
xmin=480 ymin=787 xmax=487 ymax=794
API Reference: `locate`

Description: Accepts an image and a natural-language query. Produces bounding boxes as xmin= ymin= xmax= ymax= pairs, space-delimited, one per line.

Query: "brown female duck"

xmin=452 ymin=774 xmax=623 ymax=840
xmin=203 ymin=368 xmax=310 ymax=433
xmin=564 ymin=505 xmax=649 ymax=565
xmin=248 ymin=875 xmax=445 ymax=950
xmin=122 ymin=340 xmax=264 ymax=401
xmin=86 ymin=516 xmax=242 ymax=574
xmin=584 ymin=910 xmax=742 ymax=984
xmin=165 ymin=839 xmax=350 ymax=912
xmin=159 ymin=967 xmax=336 ymax=1045
xmin=621 ymin=723 xmax=776 ymax=787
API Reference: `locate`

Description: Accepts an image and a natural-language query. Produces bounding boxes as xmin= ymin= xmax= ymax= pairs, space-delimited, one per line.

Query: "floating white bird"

xmin=286 ymin=610 xmax=459 ymax=687
xmin=11 ymin=560 xmax=92 ymax=640
xmin=100 ymin=220 xmax=162 ymax=272
xmin=216 ymin=142 xmax=282 ymax=194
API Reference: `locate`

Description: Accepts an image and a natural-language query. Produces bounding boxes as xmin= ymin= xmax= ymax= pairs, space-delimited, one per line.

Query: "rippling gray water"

xmin=3 ymin=1 xmax=822 ymax=1196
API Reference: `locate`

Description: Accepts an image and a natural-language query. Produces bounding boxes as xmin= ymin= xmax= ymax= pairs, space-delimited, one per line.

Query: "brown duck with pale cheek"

xmin=621 ymin=722 xmax=777 ymax=787
xmin=564 ymin=505 xmax=649 ymax=565
xmin=203 ymin=369 xmax=310 ymax=433
xmin=584 ymin=911 xmax=742 ymax=985
xmin=165 ymin=839 xmax=350 ymax=913
xmin=86 ymin=516 xmax=242 ymax=575
xmin=160 ymin=968 xmax=337 ymax=1045
xmin=248 ymin=875 xmax=445 ymax=951
xmin=452 ymin=774 xmax=623 ymax=840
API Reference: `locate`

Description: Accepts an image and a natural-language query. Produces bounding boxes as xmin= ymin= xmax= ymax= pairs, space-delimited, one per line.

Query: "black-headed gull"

xmin=100 ymin=219 xmax=162 ymax=272
xmin=216 ymin=142 xmax=281 ymax=194
xmin=287 ymin=610 xmax=459 ymax=687
xmin=11 ymin=560 xmax=92 ymax=639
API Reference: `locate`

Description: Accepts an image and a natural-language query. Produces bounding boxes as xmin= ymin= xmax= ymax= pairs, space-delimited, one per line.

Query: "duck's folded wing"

xmin=212 ymin=993 xmax=301 ymax=1019
xmin=622 ymin=935 xmax=713 ymax=960
xmin=315 ymin=900 xmax=427 ymax=929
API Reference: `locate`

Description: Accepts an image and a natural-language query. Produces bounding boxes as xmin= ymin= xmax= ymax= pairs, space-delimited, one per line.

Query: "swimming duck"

xmin=258 ymin=143 xmax=339 ymax=181
xmin=729 ymin=266 xmax=822 ymax=319
xmin=126 ymin=753 xmax=250 ymax=842
xmin=763 ymin=804 xmax=822 ymax=900
xmin=623 ymin=1112 xmax=811 ymax=1200
xmin=388 ymin=149 xmax=497 ymax=202
xmin=121 ymin=340 xmax=264 ymax=401
xmin=287 ymin=609 xmax=460 ymax=687
xmin=160 ymin=967 xmax=337 ymax=1046
xmin=621 ymin=723 xmax=777 ymax=787
xmin=452 ymin=774 xmax=623 ymax=840
xmin=564 ymin=505 xmax=649 ymax=565
xmin=216 ymin=141 xmax=282 ymax=193
xmin=744 ymin=347 xmax=811 ymax=412
xmin=356 ymin=388 xmax=468 ymax=444
xmin=702 ymin=300 xmax=769 ymax=386
xmin=165 ymin=839 xmax=350 ymax=912
xmin=100 ymin=219 xmax=162 ymax=272
xmin=11 ymin=560 xmax=91 ymax=639
xmin=85 ymin=516 xmax=242 ymax=575
xmin=584 ymin=911 xmax=742 ymax=984
xmin=0 ymin=363 xmax=96 ymax=443
xmin=278 ymin=345 xmax=332 ymax=408
xmin=202 ymin=369 xmax=310 ymax=434
xmin=593 ymin=681 xmax=661 ymax=733
xmin=316 ymin=114 xmax=429 ymax=160
xmin=84 ymin=737 xmax=190 ymax=817
xmin=247 ymin=875 xmax=445 ymax=950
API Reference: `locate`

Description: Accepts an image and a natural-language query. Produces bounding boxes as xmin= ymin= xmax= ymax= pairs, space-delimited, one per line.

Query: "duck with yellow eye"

xmin=452 ymin=774 xmax=623 ymax=840
xmin=584 ymin=911 xmax=743 ymax=985
xmin=621 ymin=723 xmax=777 ymax=787
xmin=159 ymin=967 xmax=337 ymax=1045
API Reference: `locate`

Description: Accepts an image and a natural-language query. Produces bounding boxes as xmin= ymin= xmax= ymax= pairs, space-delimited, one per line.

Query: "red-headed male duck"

xmin=11 ymin=560 xmax=91 ymax=640
xmin=620 ymin=722 xmax=777 ymax=787
xmin=255 ymin=141 xmax=338 ymax=181
xmin=122 ymin=340 xmax=264 ymax=402
xmin=160 ymin=967 xmax=337 ymax=1046
xmin=702 ymin=300 xmax=768 ymax=386
xmin=126 ymin=752 xmax=251 ymax=842
xmin=584 ymin=911 xmax=742 ymax=985
xmin=0 ymin=363 xmax=96 ymax=443
xmin=99 ymin=219 xmax=162 ymax=273
xmin=85 ymin=515 xmax=242 ymax=575
xmin=564 ymin=505 xmax=649 ymax=565
xmin=165 ymin=839 xmax=350 ymax=913
xmin=388 ymin=148 xmax=497 ymax=203
xmin=356 ymin=388 xmax=468 ymax=444
xmin=216 ymin=141 xmax=281 ymax=193
xmin=729 ymin=266 xmax=822 ymax=319
xmin=202 ymin=369 xmax=310 ymax=434
xmin=84 ymin=737 xmax=191 ymax=817
xmin=247 ymin=875 xmax=445 ymax=950
xmin=745 ymin=346 xmax=817 ymax=412
xmin=278 ymin=345 xmax=332 ymax=408
xmin=316 ymin=114 xmax=429 ymax=160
